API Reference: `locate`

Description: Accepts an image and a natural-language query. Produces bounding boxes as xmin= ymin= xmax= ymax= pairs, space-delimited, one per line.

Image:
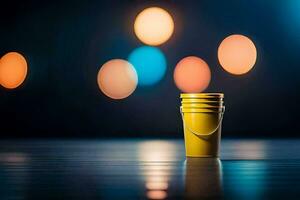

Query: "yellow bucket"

xmin=180 ymin=93 xmax=225 ymax=158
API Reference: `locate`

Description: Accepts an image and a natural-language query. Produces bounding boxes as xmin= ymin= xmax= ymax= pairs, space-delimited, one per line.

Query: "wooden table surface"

xmin=0 ymin=139 xmax=299 ymax=199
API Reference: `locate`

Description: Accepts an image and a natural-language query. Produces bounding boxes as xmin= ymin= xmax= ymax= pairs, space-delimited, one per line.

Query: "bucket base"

xmin=186 ymin=155 xmax=219 ymax=158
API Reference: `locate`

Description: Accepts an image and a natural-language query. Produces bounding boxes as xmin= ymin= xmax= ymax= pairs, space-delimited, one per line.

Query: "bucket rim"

xmin=180 ymin=93 xmax=224 ymax=99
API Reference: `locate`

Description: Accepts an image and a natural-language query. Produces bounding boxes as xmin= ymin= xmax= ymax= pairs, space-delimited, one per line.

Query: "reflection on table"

xmin=0 ymin=139 xmax=300 ymax=199
xmin=184 ymin=158 xmax=223 ymax=199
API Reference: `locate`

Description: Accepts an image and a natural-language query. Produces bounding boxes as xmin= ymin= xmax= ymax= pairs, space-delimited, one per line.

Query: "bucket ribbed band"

xmin=180 ymin=93 xmax=224 ymax=109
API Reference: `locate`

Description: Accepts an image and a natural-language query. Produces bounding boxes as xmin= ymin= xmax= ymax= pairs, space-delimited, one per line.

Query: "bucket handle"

xmin=180 ymin=107 xmax=225 ymax=137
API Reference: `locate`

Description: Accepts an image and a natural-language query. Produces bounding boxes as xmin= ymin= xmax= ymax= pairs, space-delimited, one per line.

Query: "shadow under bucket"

xmin=180 ymin=93 xmax=225 ymax=158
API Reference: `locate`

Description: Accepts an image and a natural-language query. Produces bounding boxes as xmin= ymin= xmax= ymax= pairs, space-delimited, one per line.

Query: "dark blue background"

xmin=0 ymin=0 xmax=299 ymax=138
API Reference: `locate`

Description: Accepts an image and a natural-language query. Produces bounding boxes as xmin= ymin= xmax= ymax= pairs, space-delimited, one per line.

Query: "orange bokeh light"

xmin=0 ymin=52 xmax=27 ymax=89
xmin=218 ymin=34 xmax=257 ymax=75
xmin=173 ymin=56 xmax=211 ymax=93
xmin=134 ymin=7 xmax=174 ymax=46
xmin=97 ymin=59 xmax=138 ymax=100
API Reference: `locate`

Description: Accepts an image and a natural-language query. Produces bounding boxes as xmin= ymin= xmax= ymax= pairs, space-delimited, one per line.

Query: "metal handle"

xmin=180 ymin=107 xmax=225 ymax=137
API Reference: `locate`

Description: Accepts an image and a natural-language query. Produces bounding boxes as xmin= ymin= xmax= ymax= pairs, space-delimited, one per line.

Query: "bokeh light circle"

xmin=128 ymin=46 xmax=167 ymax=86
xmin=134 ymin=7 xmax=174 ymax=46
xmin=174 ymin=56 xmax=211 ymax=93
xmin=0 ymin=52 xmax=28 ymax=89
xmin=218 ymin=34 xmax=257 ymax=75
xmin=97 ymin=59 xmax=138 ymax=99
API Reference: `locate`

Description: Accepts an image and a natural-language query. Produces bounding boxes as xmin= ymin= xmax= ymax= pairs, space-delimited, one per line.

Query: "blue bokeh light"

xmin=128 ymin=46 xmax=167 ymax=86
